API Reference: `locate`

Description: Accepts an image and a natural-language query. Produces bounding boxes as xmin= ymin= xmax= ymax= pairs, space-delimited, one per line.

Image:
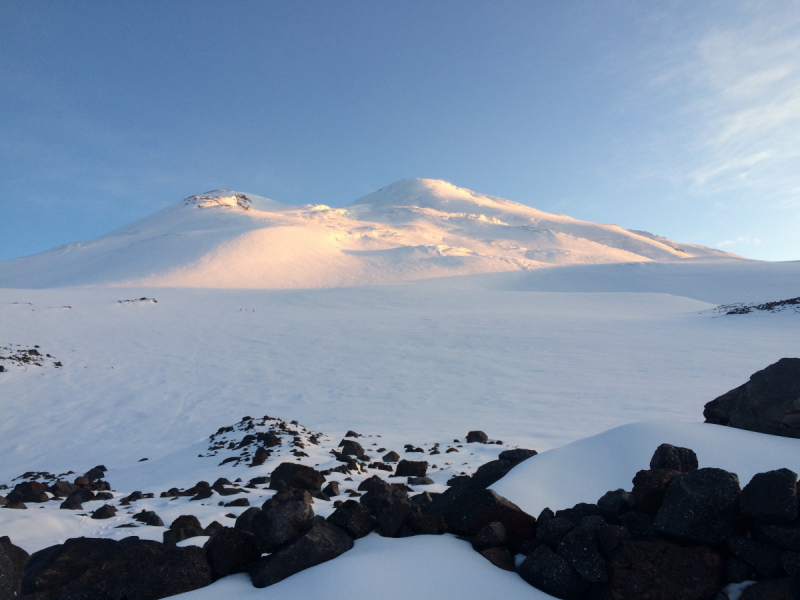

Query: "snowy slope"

xmin=0 ymin=180 xmax=736 ymax=289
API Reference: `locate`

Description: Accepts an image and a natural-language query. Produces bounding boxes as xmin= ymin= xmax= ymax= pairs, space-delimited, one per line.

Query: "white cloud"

xmin=717 ymin=236 xmax=762 ymax=247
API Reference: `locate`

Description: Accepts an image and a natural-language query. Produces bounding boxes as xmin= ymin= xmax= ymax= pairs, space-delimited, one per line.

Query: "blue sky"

xmin=2 ymin=1 xmax=799 ymax=261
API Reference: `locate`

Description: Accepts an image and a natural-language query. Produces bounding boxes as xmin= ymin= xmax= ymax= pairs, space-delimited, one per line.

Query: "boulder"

xmin=359 ymin=480 xmax=417 ymax=537
xmin=91 ymin=505 xmax=117 ymax=520
xmin=339 ymin=439 xmax=365 ymax=458
xmin=608 ymin=539 xmax=724 ymax=600
xmin=407 ymin=477 xmax=434 ymax=486
xmin=704 ymin=357 xmax=800 ymax=439
xmin=741 ymin=469 xmax=798 ymax=524
xmin=536 ymin=517 xmax=575 ymax=548
xmin=619 ymin=511 xmax=653 ymax=539
xmin=783 ymin=551 xmax=800 ymax=576
xmin=557 ymin=526 xmax=608 ymax=583
xmin=555 ymin=503 xmax=605 ymax=527
xmin=649 ymin=443 xmax=699 ymax=473
xmin=7 ymin=481 xmax=49 ymax=504
xmin=249 ymin=518 xmax=353 ymax=588
xmin=466 ymin=431 xmax=488 ymax=444
xmin=233 ymin=507 xmax=261 ymax=535
xmin=597 ymin=489 xmax=634 ymax=519
xmin=480 ymin=546 xmax=516 ymax=571
xmin=251 ymin=447 xmax=269 ymax=466
xmin=49 ymin=480 xmax=80 ymax=498
xmin=727 ymin=536 xmax=785 ymax=579
xmin=251 ymin=488 xmax=314 ymax=552
xmin=269 ymin=463 xmax=325 ymax=494
xmin=498 ymin=448 xmax=537 ymax=465
xmin=653 ymin=468 xmax=742 ymax=544
xmin=469 ymin=460 xmax=515 ymax=489
xmin=382 ymin=451 xmax=400 ymax=463
xmin=395 ymin=460 xmax=428 ymax=478
xmin=755 ymin=524 xmax=800 ymax=552
xmin=632 ymin=468 xmax=681 ymax=516
xmin=444 ymin=488 xmax=535 ymax=544
xmin=322 ymin=482 xmax=340 ymax=497
xmin=60 ymin=497 xmax=84 ymax=510
xmin=405 ymin=514 xmax=449 ymax=535
xmin=23 ymin=536 xmax=212 ymax=599
xmin=327 ymin=500 xmax=374 ymax=539
xmin=0 ymin=536 xmax=29 ymax=600
xmin=203 ymin=527 xmax=260 ymax=580
xmin=518 ymin=544 xmax=587 ymax=599
xmin=257 ymin=432 xmax=282 ymax=447
xmin=132 ymin=510 xmax=164 ymax=527
xmin=472 ymin=521 xmax=507 ymax=551
xmin=164 ymin=515 xmax=206 ymax=545
xmin=83 ymin=467 xmax=106 ymax=481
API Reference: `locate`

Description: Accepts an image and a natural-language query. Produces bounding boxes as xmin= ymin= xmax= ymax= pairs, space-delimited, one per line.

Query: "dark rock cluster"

xmin=513 ymin=444 xmax=800 ymax=599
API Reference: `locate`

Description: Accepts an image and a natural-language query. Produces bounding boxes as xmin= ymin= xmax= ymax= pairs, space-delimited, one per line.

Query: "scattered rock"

xmin=649 ymin=443 xmax=699 ymax=472
xmin=632 ymin=468 xmax=681 ymax=516
xmin=407 ymin=476 xmax=434 ymax=486
xmin=327 ymin=499 xmax=374 ymax=539
xmin=269 ymin=463 xmax=325 ymax=494
xmin=251 ymin=488 xmax=314 ymax=552
xmin=91 ymin=505 xmax=117 ymax=520
xmin=518 ymin=544 xmax=588 ymax=599
xmin=653 ymin=467 xmax=742 ymax=544
xmin=704 ymin=357 xmax=800 ymax=439
xmin=322 ymin=482 xmax=340 ymax=497
xmin=164 ymin=515 xmax=207 ymax=545
xmin=382 ymin=451 xmax=400 ymax=463
xmin=7 ymin=481 xmax=49 ymax=504
xmin=132 ymin=510 xmax=164 ymax=527
xmin=0 ymin=536 xmax=29 ymax=600
xmin=251 ymin=447 xmax=269 ymax=466
xmin=394 ymin=460 xmax=428 ymax=477
xmin=498 ymin=448 xmax=537 ymax=465
xmin=203 ymin=527 xmax=260 ymax=580
xmin=249 ymin=518 xmax=354 ymax=588
xmin=466 ymin=431 xmax=488 ymax=444
xmin=360 ymin=479 xmax=417 ymax=537
xmin=740 ymin=469 xmax=798 ymax=524
xmin=224 ymin=498 xmax=250 ymax=507
xmin=608 ymin=539 xmax=724 ymax=600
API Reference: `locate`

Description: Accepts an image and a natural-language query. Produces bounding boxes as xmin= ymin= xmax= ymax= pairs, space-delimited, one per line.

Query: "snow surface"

xmin=0 ymin=179 xmax=737 ymax=289
xmin=173 ymin=534 xmax=543 ymax=599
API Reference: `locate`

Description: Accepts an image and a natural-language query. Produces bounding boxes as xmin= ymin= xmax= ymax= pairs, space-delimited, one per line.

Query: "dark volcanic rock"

xmin=0 ymin=536 xmax=29 ymax=600
xmin=704 ymin=357 xmax=800 ymax=439
xmin=728 ymin=536 xmax=785 ymax=579
xmin=649 ymin=443 xmax=699 ymax=473
xmin=469 ymin=459 xmax=514 ymax=489
xmin=480 ymin=546 xmax=516 ymax=571
xmin=203 ymin=527 xmax=260 ymax=580
xmin=653 ymin=468 xmax=742 ymax=544
xmin=7 ymin=481 xmax=49 ymax=504
xmin=405 ymin=514 xmax=449 ymax=535
xmin=395 ymin=460 xmax=428 ymax=477
xmin=382 ymin=451 xmax=400 ymax=463
xmin=741 ymin=469 xmax=798 ymax=524
xmin=269 ymin=463 xmax=325 ymax=493
xmin=359 ymin=480 xmax=417 ymax=537
xmin=597 ymin=489 xmax=635 ymax=519
xmin=327 ymin=500 xmax=374 ymax=539
xmin=632 ymin=468 xmax=681 ymax=516
xmin=608 ymin=539 xmax=724 ymax=600
xmin=164 ymin=515 xmax=206 ymax=545
xmin=444 ymin=488 xmax=535 ymax=544
xmin=755 ymin=524 xmax=800 ymax=552
xmin=498 ymin=448 xmax=537 ymax=465
xmin=466 ymin=431 xmax=489 ymax=444
xmin=407 ymin=476 xmax=434 ymax=486
xmin=91 ymin=505 xmax=117 ymax=520
xmin=249 ymin=518 xmax=353 ymax=588
xmin=322 ymin=481 xmax=340 ymax=497
xmin=557 ymin=526 xmax=608 ymax=583
xmin=472 ymin=521 xmax=507 ymax=551
xmin=22 ymin=536 xmax=213 ymax=599
xmin=619 ymin=511 xmax=653 ymax=540
xmin=518 ymin=544 xmax=587 ymax=599
xmin=536 ymin=517 xmax=575 ymax=548
xmin=233 ymin=507 xmax=261 ymax=535
xmin=132 ymin=511 xmax=164 ymax=527
xmin=252 ymin=488 xmax=314 ymax=552
xmin=50 ymin=481 xmax=80 ymax=498
xmin=251 ymin=447 xmax=269 ymax=466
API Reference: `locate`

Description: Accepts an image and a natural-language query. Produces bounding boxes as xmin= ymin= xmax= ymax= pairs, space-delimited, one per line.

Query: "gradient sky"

xmin=2 ymin=1 xmax=799 ymax=262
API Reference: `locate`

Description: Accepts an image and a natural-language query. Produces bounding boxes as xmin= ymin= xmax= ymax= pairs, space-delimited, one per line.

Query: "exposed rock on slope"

xmin=704 ymin=358 xmax=800 ymax=439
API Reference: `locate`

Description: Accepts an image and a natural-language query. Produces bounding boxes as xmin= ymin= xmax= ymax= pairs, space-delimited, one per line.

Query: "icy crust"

xmin=0 ymin=178 xmax=739 ymax=289
xmin=0 ymin=414 xmax=517 ymax=553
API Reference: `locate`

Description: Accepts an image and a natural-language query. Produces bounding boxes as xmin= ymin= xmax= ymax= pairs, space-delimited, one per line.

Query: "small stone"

xmin=466 ymin=431 xmax=488 ymax=444
xmin=91 ymin=504 xmax=117 ymax=520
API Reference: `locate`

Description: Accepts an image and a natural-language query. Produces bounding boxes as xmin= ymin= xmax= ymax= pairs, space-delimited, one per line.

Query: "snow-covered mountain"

xmin=0 ymin=179 xmax=736 ymax=289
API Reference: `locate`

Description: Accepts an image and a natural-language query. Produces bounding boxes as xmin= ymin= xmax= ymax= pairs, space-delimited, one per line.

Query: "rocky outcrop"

xmin=0 ymin=536 xmax=29 ymax=600
xmin=704 ymin=358 xmax=800 ymax=438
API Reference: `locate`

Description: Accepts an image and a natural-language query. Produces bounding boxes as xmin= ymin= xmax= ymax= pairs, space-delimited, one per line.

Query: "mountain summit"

xmin=0 ymin=179 xmax=736 ymax=289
